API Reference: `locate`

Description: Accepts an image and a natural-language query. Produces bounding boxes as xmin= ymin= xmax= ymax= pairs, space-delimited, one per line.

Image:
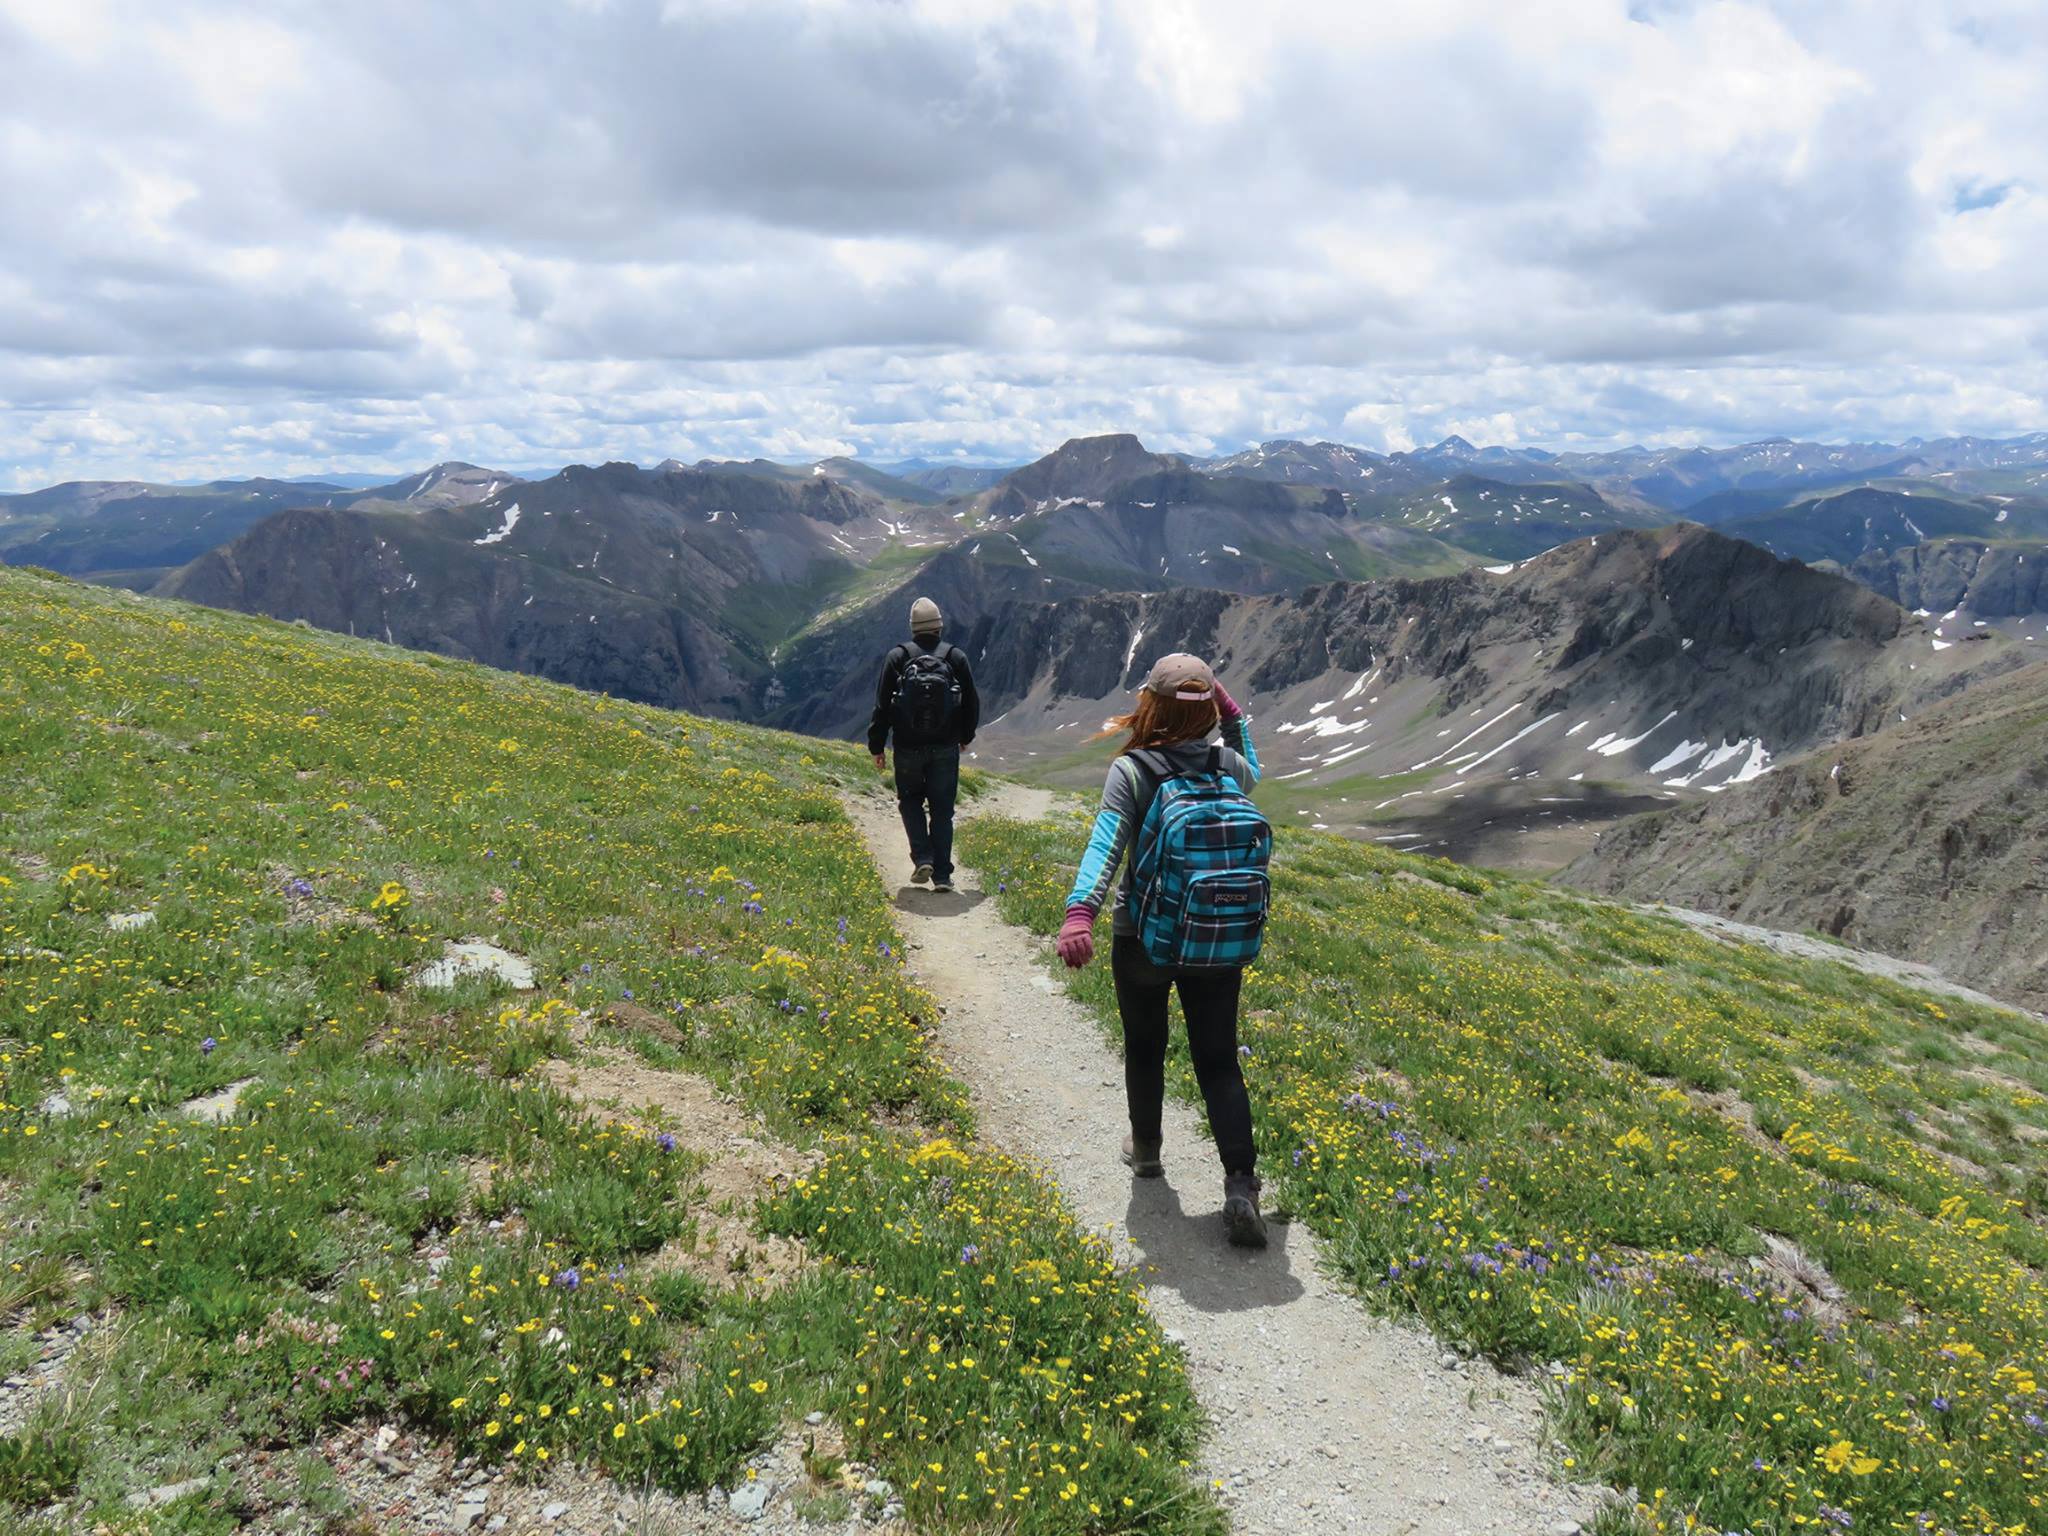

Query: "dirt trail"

xmin=845 ymin=781 xmax=1597 ymax=1536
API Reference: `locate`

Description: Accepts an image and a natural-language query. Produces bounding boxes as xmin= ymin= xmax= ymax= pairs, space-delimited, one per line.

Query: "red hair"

xmin=1097 ymin=690 xmax=1219 ymax=755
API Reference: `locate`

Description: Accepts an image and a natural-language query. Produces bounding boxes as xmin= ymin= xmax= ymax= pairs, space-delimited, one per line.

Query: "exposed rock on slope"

xmin=968 ymin=525 xmax=2015 ymax=764
xmin=1847 ymin=539 xmax=2048 ymax=619
xmin=160 ymin=505 xmax=752 ymax=713
xmin=1564 ymin=660 xmax=2048 ymax=1013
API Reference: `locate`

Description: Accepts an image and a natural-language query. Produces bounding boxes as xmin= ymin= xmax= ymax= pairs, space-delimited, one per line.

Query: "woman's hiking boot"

xmin=1222 ymin=1172 xmax=1267 ymax=1248
xmin=1120 ymin=1134 xmax=1164 ymax=1178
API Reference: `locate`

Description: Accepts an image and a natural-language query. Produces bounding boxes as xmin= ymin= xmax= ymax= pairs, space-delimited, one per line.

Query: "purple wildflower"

xmin=201 ymin=1036 xmax=217 ymax=1055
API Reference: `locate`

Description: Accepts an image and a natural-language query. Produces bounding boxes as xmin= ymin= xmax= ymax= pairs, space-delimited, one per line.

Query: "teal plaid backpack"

xmin=1126 ymin=745 xmax=1272 ymax=971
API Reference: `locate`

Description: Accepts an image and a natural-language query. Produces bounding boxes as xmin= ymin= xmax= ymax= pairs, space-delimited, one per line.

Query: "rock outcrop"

xmin=1847 ymin=539 xmax=2048 ymax=618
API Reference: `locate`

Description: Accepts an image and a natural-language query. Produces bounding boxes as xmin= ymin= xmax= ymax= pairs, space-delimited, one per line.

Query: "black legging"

xmin=1111 ymin=935 xmax=1256 ymax=1175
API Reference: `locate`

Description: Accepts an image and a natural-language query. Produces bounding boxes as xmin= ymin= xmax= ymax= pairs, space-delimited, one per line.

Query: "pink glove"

xmin=1213 ymin=681 xmax=1242 ymax=721
xmin=1056 ymin=905 xmax=1096 ymax=969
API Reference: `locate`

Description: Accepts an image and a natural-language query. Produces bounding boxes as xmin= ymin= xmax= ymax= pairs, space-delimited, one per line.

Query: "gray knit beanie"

xmin=909 ymin=597 xmax=943 ymax=635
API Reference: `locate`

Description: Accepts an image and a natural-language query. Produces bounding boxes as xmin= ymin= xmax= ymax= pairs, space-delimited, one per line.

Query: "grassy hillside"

xmin=1566 ymin=660 xmax=2048 ymax=1015
xmin=0 ymin=568 xmax=1219 ymax=1533
xmin=964 ymin=812 xmax=2048 ymax=1536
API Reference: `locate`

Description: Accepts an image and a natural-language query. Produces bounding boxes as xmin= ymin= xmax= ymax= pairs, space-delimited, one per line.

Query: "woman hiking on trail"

xmin=1055 ymin=652 xmax=1272 ymax=1248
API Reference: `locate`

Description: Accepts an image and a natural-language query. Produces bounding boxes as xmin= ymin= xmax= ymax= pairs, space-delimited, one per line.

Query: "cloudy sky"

xmin=2 ymin=0 xmax=2044 ymax=487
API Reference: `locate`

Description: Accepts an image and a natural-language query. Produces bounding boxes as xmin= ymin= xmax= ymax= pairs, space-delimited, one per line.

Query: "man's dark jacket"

xmin=868 ymin=635 xmax=980 ymax=754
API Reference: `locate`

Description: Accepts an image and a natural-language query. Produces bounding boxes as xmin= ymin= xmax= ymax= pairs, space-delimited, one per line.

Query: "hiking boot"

xmin=1222 ymin=1172 xmax=1267 ymax=1248
xmin=1120 ymin=1134 xmax=1164 ymax=1178
xmin=931 ymin=879 xmax=954 ymax=893
xmin=911 ymin=862 xmax=933 ymax=885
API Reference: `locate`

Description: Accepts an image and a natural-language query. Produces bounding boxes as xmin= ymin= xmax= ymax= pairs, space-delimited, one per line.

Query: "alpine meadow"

xmin=6 ymin=547 xmax=2046 ymax=1532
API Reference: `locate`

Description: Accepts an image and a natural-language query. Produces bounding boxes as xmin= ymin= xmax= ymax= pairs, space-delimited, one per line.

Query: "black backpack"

xmin=892 ymin=644 xmax=962 ymax=740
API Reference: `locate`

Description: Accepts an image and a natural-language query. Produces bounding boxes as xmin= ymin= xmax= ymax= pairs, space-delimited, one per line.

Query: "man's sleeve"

xmin=952 ymin=646 xmax=981 ymax=745
xmin=867 ymin=649 xmax=901 ymax=756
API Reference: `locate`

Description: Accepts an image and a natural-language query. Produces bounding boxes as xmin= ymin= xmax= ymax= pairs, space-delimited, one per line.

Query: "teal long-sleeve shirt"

xmin=1064 ymin=715 xmax=1259 ymax=935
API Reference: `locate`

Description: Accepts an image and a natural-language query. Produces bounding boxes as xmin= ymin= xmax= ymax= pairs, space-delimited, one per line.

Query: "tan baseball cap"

xmin=1141 ymin=652 xmax=1215 ymax=701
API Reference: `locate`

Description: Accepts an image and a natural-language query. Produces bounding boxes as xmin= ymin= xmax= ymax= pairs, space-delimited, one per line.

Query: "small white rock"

xmin=126 ymin=1477 xmax=208 ymax=1509
xmin=109 ymin=911 xmax=156 ymax=932
xmin=181 ymin=1077 xmax=256 ymax=1124
xmin=414 ymin=940 xmax=535 ymax=991
xmin=728 ymin=1480 xmax=772 ymax=1520
xmin=541 ymin=1501 xmax=570 ymax=1522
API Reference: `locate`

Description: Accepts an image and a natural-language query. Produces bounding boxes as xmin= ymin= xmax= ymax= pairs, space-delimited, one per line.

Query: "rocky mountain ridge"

xmin=157 ymin=461 xmax=945 ymax=716
xmin=880 ymin=526 xmax=2026 ymax=866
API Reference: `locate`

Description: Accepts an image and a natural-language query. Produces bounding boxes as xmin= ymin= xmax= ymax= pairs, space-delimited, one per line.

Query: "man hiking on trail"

xmin=869 ymin=597 xmax=980 ymax=893
xmin=1054 ymin=653 xmax=1273 ymax=1247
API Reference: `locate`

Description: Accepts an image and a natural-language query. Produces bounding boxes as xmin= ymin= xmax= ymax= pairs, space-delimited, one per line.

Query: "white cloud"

xmin=0 ymin=0 xmax=2044 ymax=488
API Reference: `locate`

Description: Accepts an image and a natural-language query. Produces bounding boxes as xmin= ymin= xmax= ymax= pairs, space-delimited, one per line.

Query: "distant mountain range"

xmin=0 ymin=462 xmax=514 ymax=588
xmin=13 ymin=427 xmax=2048 ymax=586
xmin=7 ymin=428 xmax=2043 ymax=876
xmin=1198 ymin=430 xmax=2048 ymax=507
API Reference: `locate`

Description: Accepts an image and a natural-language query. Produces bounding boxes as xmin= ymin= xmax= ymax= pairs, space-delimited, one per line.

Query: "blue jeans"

xmin=893 ymin=743 xmax=960 ymax=882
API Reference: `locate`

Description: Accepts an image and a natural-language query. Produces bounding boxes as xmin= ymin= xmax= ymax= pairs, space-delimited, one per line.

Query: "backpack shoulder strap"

xmin=1126 ymin=749 xmax=1169 ymax=786
xmin=1123 ymin=750 xmax=1174 ymax=827
xmin=1206 ymin=743 xmax=1221 ymax=776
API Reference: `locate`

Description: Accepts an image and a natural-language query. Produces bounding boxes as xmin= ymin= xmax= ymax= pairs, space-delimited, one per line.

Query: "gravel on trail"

xmin=844 ymin=780 xmax=1602 ymax=1536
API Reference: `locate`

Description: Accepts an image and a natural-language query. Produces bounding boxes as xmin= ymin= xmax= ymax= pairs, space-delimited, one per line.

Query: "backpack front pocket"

xmin=1173 ymin=869 xmax=1270 ymax=968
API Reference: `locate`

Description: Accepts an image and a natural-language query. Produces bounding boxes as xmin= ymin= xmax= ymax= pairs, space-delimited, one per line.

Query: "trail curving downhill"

xmin=843 ymin=780 xmax=1598 ymax=1536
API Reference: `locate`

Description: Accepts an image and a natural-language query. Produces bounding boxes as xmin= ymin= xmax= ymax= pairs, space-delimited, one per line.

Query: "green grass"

xmin=0 ymin=567 xmax=1219 ymax=1534
xmin=962 ymin=811 xmax=2048 ymax=1536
